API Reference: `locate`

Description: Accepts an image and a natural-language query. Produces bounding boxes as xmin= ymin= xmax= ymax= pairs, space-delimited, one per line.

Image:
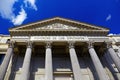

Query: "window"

xmin=0 ymin=54 xmax=5 ymax=65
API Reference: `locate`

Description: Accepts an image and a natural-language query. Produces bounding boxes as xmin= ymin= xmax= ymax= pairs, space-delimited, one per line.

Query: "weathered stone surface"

xmin=88 ymin=43 xmax=109 ymax=80
xmin=20 ymin=43 xmax=32 ymax=80
xmin=0 ymin=46 xmax=13 ymax=80
xmin=69 ymin=44 xmax=83 ymax=80
xmin=45 ymin=42 xmax=53 ymax=80
xmin=107 ymin=47 xmax=120 ymax=72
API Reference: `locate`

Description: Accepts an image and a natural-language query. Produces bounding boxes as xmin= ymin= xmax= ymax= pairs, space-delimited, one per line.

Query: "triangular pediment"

xmin=9 ymin=17 xmax=109 ymax=31
xmin=9 ymin=17 xmax=109 ymax=36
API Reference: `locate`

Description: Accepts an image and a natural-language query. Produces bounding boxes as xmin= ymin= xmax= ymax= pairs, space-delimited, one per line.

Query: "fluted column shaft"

xmin=117 ymin=45 xmax=120 ymax=52
xmin=45 ymin=42 xmax=53 ymax=80
xmin=117 ymin=46 xmax=120 ymax=58
xmin=20 ymin=42 xmax=32 ymax=80
xmin=69 ymin=42 xmax=83 ymax=80
xmin=0 ymin=42 xmax=14 ymax=80
xmin=88 ymin=42 xmax=108 ymax=80
xmin=107 ymin=43 xmax=120 ymax=72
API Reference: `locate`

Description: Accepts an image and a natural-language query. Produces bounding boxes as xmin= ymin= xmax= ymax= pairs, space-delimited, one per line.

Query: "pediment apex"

xmin=9 ymin=17 xmax=109 ymax=31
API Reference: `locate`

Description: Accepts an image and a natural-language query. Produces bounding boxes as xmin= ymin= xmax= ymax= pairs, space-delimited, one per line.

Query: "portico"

xmin=0 ymin=17 xmax=120 ymax=80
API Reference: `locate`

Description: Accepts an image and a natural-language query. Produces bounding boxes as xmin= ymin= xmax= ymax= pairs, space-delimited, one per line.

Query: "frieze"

xmin=31 ymin=36 xmax=89 ymax=41
xmin=11 ymin=36 xmax=109 ymax=42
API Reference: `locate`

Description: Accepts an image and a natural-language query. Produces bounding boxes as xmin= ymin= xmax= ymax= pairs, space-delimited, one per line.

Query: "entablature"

xmin=11 ymin=36 xmax=109 ymax=43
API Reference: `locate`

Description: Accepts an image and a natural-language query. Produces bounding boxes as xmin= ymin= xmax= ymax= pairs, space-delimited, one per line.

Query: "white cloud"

xmin=24 ymin=0 xmax=37 ymax=10
xmin=12 ymin=7 xmax=27 ymax=25
xmin=106 ymin=14 xmax=111 ymax=21
xmin=0 ymin=0 xmax=17 ymax=20
xmin=0 ymin=0 xmax=37 ymax=25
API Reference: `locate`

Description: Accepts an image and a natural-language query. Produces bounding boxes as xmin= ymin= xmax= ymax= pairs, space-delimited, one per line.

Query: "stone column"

xmin=20 ymin=42 xmax=32 ymax=80
xmin=118 ymin=47 xmax=120 ymax=54
xmin=88 ymin=42 xmax=108 ymax=80
xmin=68 ymin=42 xmax=83 ymax=80
xmin=107 ymin=42 xmax=120 ymax=72
xmin=116 ymin=45 xmax=120 ymax=58
xmin=0 ymin=41 xmax=14 ymax=80
xmin=45 ymin=42 xmax=53 ymax=80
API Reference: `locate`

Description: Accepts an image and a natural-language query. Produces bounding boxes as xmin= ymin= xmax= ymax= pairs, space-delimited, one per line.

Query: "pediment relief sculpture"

xmin=34 ymin=23 xmax=85 ymax=30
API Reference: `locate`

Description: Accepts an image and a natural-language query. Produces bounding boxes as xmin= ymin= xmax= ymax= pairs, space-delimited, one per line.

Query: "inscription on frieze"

xmin=31 ymin=36 xmax=89 ymax=41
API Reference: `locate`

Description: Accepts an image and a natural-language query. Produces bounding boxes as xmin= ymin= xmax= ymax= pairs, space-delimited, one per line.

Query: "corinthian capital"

xmin=68 ymin=41 xmax=75 ymax=49
xmin=105 ymin=41 xmax=112 ymax=49
xmin=8 ymin=41 xmax=14 ymax=48
xmin=26 ymin=41 xmax=32 ymax=48
xmin=46 ymin=41 xmax=52 ymax=48
xmin=87 ymin=41 xmax=94 ymax=49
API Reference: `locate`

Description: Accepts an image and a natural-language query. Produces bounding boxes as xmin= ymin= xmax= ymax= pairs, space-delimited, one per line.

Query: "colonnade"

xmin=0 ymin=41 xmax=120 ymax=80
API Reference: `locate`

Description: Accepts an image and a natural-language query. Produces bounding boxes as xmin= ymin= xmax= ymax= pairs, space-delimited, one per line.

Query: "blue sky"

xmin=0 ymin=0 xmax=120 ymax=34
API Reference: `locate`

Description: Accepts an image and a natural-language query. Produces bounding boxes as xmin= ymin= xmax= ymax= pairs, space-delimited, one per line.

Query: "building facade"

xmin=0 ymin=17 xmax=120 ymax=80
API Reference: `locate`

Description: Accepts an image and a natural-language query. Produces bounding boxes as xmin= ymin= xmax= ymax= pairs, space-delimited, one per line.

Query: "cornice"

xmin=9 ymin=28 xmax=109 ymax=32
xmin=10 ymin=30 xmax=108 ymax=36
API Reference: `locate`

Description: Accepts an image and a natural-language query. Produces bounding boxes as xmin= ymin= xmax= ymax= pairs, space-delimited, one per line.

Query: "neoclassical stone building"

xmin=0 ymin=17 xmax=120 ymax=80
